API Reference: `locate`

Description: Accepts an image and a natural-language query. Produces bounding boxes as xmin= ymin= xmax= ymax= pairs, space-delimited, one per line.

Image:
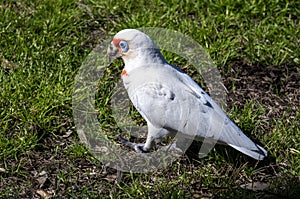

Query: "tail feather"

xmin=228 ymin=143 xmax=267 ymax=160
xmin=215 ymin=114 xmax=268 ymax=160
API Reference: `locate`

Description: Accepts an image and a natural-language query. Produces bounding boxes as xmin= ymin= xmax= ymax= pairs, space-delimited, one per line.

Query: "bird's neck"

xmin=122 ymin=48 xmax=166 ymax=74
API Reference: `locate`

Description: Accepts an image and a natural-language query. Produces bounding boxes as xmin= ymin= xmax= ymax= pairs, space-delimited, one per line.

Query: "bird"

xmin=106 ymin=29 xmax=267 ymax=160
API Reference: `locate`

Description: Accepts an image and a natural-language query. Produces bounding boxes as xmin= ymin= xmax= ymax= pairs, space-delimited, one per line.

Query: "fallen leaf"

xmin=37 ymin=170 xmax=48 ymax=188
xmin=39 ymin=170 xmax=47 ymax=176
xmin=37 ymin=176 xmax=48 ymax=188
xmin=240 ymin=181 xmax=269 ymax=191
xmin=36 ymin=189 xmax=52 ymax=199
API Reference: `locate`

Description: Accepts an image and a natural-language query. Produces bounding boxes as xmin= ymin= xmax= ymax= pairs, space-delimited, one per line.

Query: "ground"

xmin=0 ymin=0 xmax=299 ymax=198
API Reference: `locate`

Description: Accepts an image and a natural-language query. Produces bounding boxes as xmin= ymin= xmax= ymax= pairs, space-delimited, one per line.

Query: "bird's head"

xmin=107 ymin=29 xmax=163 ymax=66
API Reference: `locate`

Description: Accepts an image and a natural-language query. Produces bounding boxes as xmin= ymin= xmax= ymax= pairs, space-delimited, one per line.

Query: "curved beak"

xmin=106 ymin=42 xmax=121 ymax=63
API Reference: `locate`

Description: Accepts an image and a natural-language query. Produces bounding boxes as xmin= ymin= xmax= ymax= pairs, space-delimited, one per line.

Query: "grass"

xmin=0 ymin=0 xmax=299 ymax=198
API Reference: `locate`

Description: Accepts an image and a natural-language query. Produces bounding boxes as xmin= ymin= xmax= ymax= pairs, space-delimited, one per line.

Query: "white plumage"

xmin=107 ymin=29 xmax=267 ymax=160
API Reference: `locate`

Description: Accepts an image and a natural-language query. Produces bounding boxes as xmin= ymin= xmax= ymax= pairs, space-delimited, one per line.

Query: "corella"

xmin=107 ymin=29 xmax=267 ymax=160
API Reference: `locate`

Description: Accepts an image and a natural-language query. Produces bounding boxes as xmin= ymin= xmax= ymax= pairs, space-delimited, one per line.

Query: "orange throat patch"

xmin=121 ymin=69 xmax=128 ymax=76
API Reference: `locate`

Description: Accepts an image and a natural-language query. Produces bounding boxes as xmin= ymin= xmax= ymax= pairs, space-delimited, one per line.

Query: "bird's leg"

xmin=114 ymin=132 xmax=151 ymax=153
xmin=114 ymin=123 xmax=171 ymax=153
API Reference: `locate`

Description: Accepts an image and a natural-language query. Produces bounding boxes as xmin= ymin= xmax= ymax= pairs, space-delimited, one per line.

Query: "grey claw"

xmin=114 ymin=132 xmax=149 ymax=153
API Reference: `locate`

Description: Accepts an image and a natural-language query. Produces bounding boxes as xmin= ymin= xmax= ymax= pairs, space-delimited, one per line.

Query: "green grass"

xmin=1 ymin=0 xmax=299 ymax=198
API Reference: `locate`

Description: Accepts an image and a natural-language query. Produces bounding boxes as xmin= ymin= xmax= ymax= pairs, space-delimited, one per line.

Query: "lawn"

xmin=0 ymin=0 xmax=299 ymax=198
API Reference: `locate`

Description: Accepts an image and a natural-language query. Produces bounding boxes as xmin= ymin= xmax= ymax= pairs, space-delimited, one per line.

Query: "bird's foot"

xmin=114 ymin=132 xmax=150 ymax=153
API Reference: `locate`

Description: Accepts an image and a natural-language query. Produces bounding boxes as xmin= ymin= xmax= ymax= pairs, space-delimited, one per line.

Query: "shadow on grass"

xmin=184 ymin=140 xmax=300 ymax=198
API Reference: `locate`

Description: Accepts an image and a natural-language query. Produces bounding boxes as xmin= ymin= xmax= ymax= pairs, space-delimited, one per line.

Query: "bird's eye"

xmin=119 ymin=40 xmax=129 ymax=53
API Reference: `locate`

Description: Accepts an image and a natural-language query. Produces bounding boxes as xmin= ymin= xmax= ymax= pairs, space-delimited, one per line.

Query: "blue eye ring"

xmin=119 ymin=40 xmax=129 ymax=53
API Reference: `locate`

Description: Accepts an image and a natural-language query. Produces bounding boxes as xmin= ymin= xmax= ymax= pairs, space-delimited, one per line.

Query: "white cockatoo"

xmin=107 ymin=29 xmax=267 ymax=160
